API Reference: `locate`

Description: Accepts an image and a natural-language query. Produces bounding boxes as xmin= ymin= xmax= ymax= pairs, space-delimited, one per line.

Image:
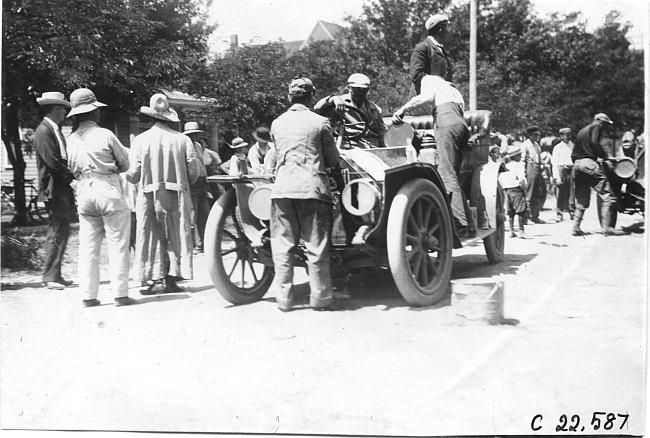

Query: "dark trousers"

xmin=42 ymin=196 xmax=74 ymax=282
xmin=525 ymin=162 xmax=547 ymax=219
xmin=573 ymin=158 xmax=617 ymax=227
xmin=555 ymin=165 xmax=575 ymax=214
xmin=190 ymin=177 xmax=210 ymax=249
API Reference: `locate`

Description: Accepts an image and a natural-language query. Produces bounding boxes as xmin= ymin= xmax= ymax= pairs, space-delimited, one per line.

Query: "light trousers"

xmin=76 ymin=174 xmax=131 ymax=300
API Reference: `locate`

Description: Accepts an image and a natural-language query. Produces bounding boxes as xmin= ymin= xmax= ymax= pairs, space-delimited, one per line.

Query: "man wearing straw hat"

xmin=248 ymin=127 xmax=274 ymax=174
xmin=182 ymin=121 xmax=210 ymax=253
xmin=65 ymin=88 xmax=135 ymax=307
xmin=126 ymin=94 xmax=200 ymax=294
xmin=227 ymin=137 xmax=250 ymax=176
xmin=551 ymin=127 xmax=575 ymax=222
xmin=269 ymin=77 xmax=340 ymax=312
xmin=33 ymin=91 xmax=76 ymax=290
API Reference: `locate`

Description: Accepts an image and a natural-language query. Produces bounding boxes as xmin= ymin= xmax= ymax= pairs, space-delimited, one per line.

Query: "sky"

xmin=208 ymin=0 xmax=648 ymax=53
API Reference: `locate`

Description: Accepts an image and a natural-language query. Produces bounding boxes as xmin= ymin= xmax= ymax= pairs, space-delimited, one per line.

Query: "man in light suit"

xmin=409 ymin=14 xmax=453 ymax=97
xmin=269 ymin=77 xmax=340 ymax=312
xmin=33 ymin=91 xmax=76 ymax=290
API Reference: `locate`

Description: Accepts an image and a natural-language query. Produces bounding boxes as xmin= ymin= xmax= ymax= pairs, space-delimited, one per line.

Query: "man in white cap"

xmin=314 ymin=73 xmax=386 ymax=149
xmin=126 ymin=94 xmax=200 ymax=294
xmin=551 ymin=127 xmax=575 ymax=222
xmin=571 ymin=112 xmax=624 ymax=236
xmin=269 ymin=77 xmax=340 ymax=312
xmin=409 ymin=13 xmax=452 ymax=97
xmin=33 ymin=91 xmax=76 ymax=290
xmin=65 ymin=88 xmax=135 ymax=307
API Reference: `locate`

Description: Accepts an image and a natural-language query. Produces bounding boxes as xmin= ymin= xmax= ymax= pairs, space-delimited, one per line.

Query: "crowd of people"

xmin=30 ymin=12 xmax=642 ymax=312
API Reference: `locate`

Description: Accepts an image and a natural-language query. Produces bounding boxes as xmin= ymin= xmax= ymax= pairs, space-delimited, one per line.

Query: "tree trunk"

xmin=1 ymin=102 xmax=29 ymax=226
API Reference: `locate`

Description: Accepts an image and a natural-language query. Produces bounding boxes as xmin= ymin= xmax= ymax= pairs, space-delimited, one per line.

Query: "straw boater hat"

xmin=507 ymin=145 xmax=522 ymax=159
xmin=140 ymin=93 xmax=179 ymax=123
xmin=182 ymin=122 xmax=204 ymax=135
xmin=229 ymin=137 xmax=249 ymax=149
xmin=36 ymin=92 xmax=70 ymax=107
xmin=559 ymin=127 xmax=572 ymax=135
xmin=66 ymin=88 xmax=107 ymax=118
xmin=252 ymin=127 xmax=272 ymax=143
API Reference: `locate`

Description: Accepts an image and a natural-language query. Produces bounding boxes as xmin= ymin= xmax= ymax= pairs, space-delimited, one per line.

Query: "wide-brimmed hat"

xmin=182 ymin=121 xmax=204 ymax=135
xmin=252 ymin=127 xmax=272 ymax=143
xmin=36 ymin=92 xmax=70 ymax=107
xmin=559 ymin=127 xmax=572 ymax=135
xmin=507 ymin=145 xmax=522 ymax=158
xmin=425 ymin=14 xmax=449 ymax=31
xmin=141 ymin=93 xmax=179 ymax=123
xmin=594 ymin=113 xmax=613 ymax=124
xmin=229 ymin=137 xmax=249 ymax=149
xmin=347 ymin=73 xmax=370 ymax=88
xmin=288 ymin=77 xmax=316 ymax=96
xmin=66 ymin=88 xmax=107 ymax=118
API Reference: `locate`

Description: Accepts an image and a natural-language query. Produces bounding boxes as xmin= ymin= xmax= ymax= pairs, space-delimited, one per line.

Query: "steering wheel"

xmin=333 ymin=103 xmax=368 ymax=141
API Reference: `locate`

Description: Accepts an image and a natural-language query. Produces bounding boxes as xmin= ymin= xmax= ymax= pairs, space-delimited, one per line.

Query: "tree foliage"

xmin=2 ymin=0 xmax=213 ymax=224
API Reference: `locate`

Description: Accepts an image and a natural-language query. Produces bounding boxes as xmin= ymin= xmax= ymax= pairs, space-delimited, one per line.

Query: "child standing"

xmin=228 ymin=137 xmax=250 ymax=177
xmin=498 ymin=145 xmax=530 ymax=238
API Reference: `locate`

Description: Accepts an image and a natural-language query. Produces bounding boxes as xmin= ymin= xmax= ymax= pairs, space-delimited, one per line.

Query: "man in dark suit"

xmin=409 ymin=14 xmax=452 ymax=97
xmin=33 ymin=91 xmax=76 ymax=289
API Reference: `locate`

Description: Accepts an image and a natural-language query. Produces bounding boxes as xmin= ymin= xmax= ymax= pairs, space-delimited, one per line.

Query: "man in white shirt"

xmin=498 ymin=145 xmax=529 ymax=238
xmin=521 ymin=125 xmax=547 ymax=224
xmin=551 ymin=127 xmax=575 ymax=222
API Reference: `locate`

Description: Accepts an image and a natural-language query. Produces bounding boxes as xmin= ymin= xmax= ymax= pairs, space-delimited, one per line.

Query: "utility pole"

xmin=469 ymin=0 xmax=477 ymax=111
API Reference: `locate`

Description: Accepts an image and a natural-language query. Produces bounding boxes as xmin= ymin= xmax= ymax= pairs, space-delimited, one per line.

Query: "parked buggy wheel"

xmin=483 ymin=185 xmax=505 ymax=264
xmin=387 ymin=179 xmax=453 ymax=306
xmin=205 ymin=189 xmax=274 ymax=304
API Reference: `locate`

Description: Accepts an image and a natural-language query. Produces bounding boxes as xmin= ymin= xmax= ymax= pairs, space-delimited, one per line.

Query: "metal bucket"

xmin=451 ymin=277 xmax=504 ymax=325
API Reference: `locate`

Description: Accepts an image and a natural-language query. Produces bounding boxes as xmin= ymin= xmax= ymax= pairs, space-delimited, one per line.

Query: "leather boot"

xmin=571 ymin=209 xmax=585 ymax=236
xmin=601 ymin=207 xmax=625 ymax=235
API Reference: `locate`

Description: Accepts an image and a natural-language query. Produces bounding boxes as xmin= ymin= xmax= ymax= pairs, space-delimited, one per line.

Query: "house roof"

xmin=300 ymin=20 xmax=344 ymax=50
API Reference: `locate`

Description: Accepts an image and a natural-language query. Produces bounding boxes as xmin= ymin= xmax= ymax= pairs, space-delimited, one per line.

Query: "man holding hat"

xmin=248 ymin=127 xmax=275 ymax=174
xmin=33 ymin=91 xmax=76 ymax=290
xmin=521 ymin=125 xmax=547 ymax=224
xmin=66 ymin=88 xmax=135 ymax=307
xmin=269 ymin=77 xmax=340 ymax=312
xmin=183 ymin=121 xmax=210 ymax=253
xmin=126 ymin=94 xmax=200 ymax=294
xmin=314 ymin=73 xmax=386 ymax=148
xmin=409 ymin=13 xmax=452 ymax=97
xmin=551 ymin=127 xmax=575 ymax=222
xmin=570 ymin=113 xmax=624 ymax=236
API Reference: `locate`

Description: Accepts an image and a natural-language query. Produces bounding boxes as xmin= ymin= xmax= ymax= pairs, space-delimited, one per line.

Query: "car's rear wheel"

xmin=205 ymin=189 xmax=274 ymax=304
xmin=387 ymin=179 xmax=453 ymax=306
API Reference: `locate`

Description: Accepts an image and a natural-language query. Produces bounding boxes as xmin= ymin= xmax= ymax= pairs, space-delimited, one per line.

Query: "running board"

xmin=459 ymin=228 xmax=496 ymax=247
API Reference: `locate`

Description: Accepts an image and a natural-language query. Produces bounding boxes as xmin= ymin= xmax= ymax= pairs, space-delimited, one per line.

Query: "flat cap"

xmin=526 ymin=125 xmax=541 ymax=134
xmin=347 ymin=73 xmax=371 ymax=88
xmin=426 ymin=14 xmax=450 ymax=31
xmin=594 ymin=113 xmax=613 ymax=124
xmin=288 ymin=77 xmax=315 ymax=95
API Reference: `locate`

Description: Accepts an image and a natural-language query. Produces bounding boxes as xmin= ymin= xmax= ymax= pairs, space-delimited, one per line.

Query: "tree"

xmin=2 ymin=0 xmax=213 ymax=225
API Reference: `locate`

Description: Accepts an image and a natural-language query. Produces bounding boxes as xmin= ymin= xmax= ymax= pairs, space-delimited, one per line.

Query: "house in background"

xmin=282 ymin=20 xmax=344 ymax=57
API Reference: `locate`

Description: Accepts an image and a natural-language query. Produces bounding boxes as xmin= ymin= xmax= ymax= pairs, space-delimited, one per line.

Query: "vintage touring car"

xmin=205 ymin=106 xmax=505 ymax=307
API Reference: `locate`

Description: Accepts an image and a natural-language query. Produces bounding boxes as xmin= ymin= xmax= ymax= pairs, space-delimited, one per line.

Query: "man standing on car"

xmin=314 ymin=73 xmax=387 ymax=149
xmin=571 ymin=113 xmax=625 ymax=236
xmin=409 ymin=14 xmax=452 ymax=97
xmin=33 ymin=91 xmax=76 ymax=290
xmin=269 ymin=77 xmax=340 ymax=312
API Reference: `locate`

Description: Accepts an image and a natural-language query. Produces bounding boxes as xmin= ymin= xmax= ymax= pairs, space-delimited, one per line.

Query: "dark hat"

xmin=252 ymin=127 xmax=272 ymax=143
xmin=288 ymin=77 xmax=315 ymax=95
xmin=526 ymin=125 xmax=541 ymax=134
xmin=559 ymin=127 xmax=572 ymax=135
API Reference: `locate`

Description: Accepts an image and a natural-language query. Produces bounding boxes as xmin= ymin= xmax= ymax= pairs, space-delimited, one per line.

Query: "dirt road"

xmin=1 ymin=202 xmax=646 ymax=436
